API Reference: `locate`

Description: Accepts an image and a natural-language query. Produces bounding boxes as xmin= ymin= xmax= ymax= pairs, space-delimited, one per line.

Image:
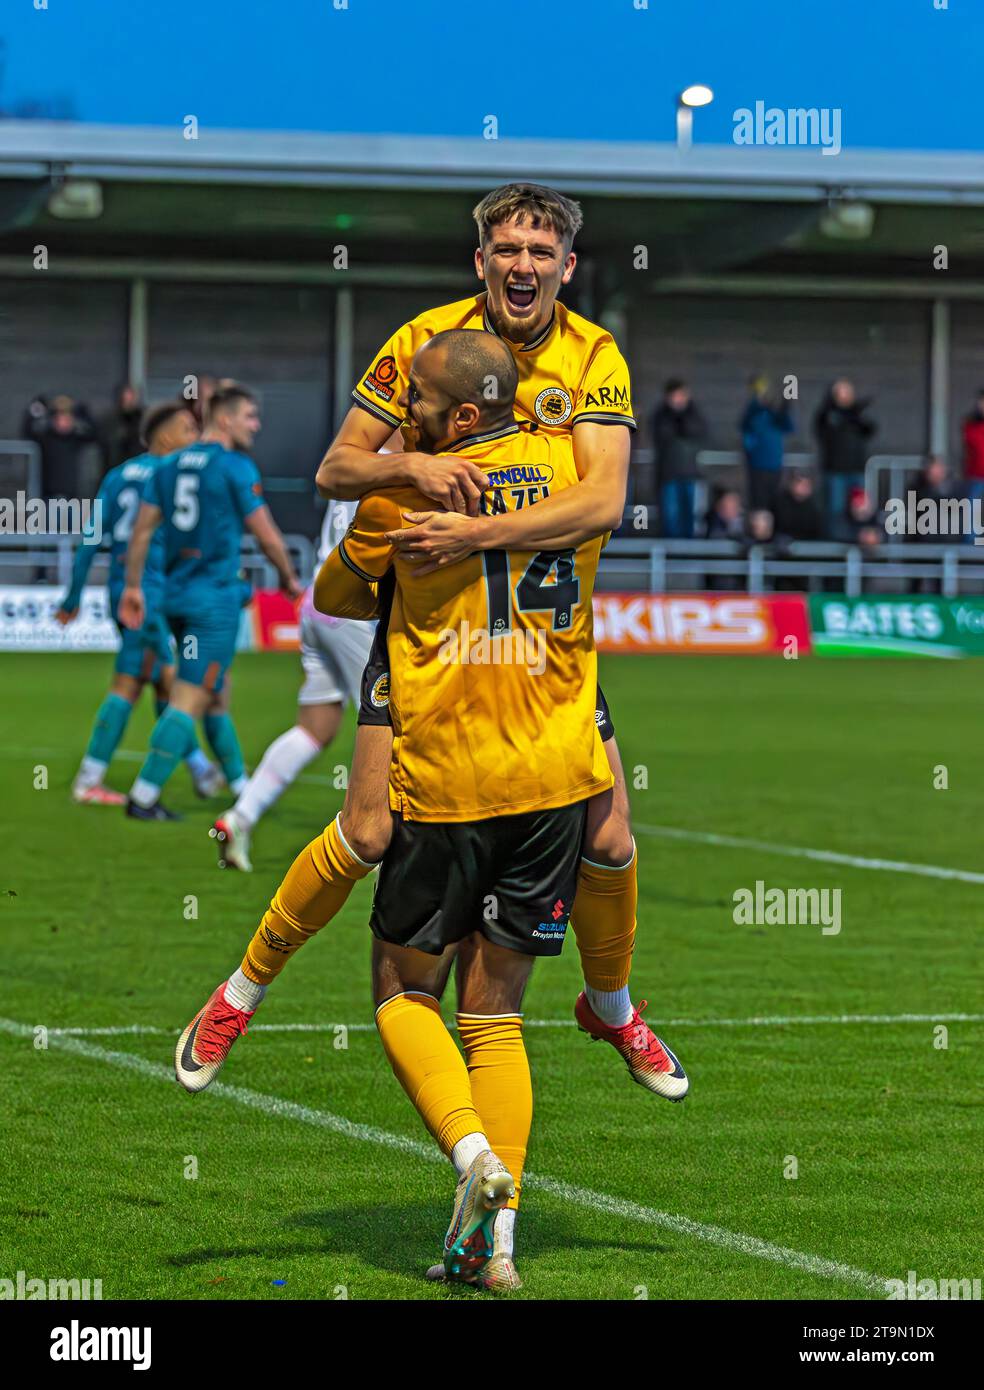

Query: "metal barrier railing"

xmin=630 ymin=448 xmax=925 ymax=511
xmin=863 ymin=456 xmax=925 ymax=509
xmin=0 ymin=532 xmax=317 ymax=592
xmin=3 ymin=532 xmax=982 ymax=600
xmin=239 ymin=533 xmax=316 ymax=591
xmin=0 ymin=440 xmax=42 ymax=501
xmin=641 ymin=447 xmax=922 ymax=489
xmin=600 ymin=537 xmax=984 ymax=599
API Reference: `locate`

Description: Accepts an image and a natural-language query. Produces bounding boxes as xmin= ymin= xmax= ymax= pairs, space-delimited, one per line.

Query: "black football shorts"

xmin=594 ymin=681 xmax=615 ymax=742
xmin=357 ymin=570 xmax=395 ymax=727
xmin=369 ymin=800 xmax=589 ymax=957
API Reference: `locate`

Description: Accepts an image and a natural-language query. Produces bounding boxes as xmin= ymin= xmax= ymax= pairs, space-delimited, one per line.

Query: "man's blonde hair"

xmin=472 ymin=183 xmax=584 ymax=253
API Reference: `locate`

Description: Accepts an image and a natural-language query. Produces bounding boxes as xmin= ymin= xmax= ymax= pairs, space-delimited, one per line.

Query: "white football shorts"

xmin=298 ymin=610 xmax=376 ymax=708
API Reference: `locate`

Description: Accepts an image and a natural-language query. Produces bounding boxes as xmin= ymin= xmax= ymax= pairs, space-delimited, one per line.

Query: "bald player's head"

xmin=399 ymin=328 xmax=519 ymax=454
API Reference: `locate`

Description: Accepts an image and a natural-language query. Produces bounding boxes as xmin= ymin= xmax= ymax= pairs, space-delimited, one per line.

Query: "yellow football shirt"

xmin=315 ymin=422 xmax=613 ymax=822
xmin=353 ymin=293 xmax=635 ymax=439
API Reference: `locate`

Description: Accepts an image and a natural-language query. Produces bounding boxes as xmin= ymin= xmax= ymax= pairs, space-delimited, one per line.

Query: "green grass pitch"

xmin=1 ymin=650 xmax=981 ymax=1300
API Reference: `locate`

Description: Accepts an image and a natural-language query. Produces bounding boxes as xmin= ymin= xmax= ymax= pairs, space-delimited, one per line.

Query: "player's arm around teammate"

xmin=311 ymin=406 xmax=493 ymax=864
xmin=315 ymin=404 xmax=489 ymax=513
xmin=176 ymin=184 xmax=689 ymax=1112
xmin=388 ymin=418 xmax=629 ymax=558
xmin=310 ymin=417 xmax=630 ymax=869
xmin=387 ymin=414 xmax=634 ymax=854
xmin=386 ymin=411 xmax=661 ymax=1061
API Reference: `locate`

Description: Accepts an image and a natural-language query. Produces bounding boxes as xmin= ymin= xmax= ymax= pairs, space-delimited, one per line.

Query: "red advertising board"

xmin=248 ymin=589 xmax=812 ymax=656
xmin=592 ymin=593 xmax=812 ymax=655
xmin=251 ymin=589 xmax=302 ymax=651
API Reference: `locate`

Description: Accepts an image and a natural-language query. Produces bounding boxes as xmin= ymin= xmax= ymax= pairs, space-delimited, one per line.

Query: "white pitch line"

xmin=636 ymin=823 xmax=984 ymax=886
xmin=649 ymin=1012 xmax=984 ymax=1027
xmin=46 ymin=1022 xmax=374 ymax=1037
xmin=0 ymin=1015 xmax=890 ymax=1295
xmin=43 ymin=1011 xmax=984 ymax=1038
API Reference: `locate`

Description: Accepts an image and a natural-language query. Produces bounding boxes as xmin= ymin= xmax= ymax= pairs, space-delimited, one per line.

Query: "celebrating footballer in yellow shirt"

xmin=319 ymin=184 xmax=688 ymax=1093
xmin=317 ymin=328 xmax=666 ymax=1288
xmin=175 ymin=188 xmax=689 ymax=1286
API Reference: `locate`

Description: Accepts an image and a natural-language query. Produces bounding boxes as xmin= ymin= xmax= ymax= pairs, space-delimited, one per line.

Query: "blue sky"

xmin=2 ymin=0 xmax=981 ymax=151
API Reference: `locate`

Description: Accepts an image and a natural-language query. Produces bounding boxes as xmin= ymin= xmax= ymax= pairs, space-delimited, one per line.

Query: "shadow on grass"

xmin=291 ymin=1200 xmax=673 ymax=1272
xmin=163 ymin=1200 xmax=673 ymax=1288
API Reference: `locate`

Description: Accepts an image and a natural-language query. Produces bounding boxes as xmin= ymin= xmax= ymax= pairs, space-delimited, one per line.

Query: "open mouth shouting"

xmin=504 ymin=279 xmax=538 ymax=316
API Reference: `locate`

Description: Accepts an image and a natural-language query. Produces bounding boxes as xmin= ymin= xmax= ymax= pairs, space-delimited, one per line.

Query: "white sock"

xmin=223 ymin=968 xmax=266 ymax=1013
xmin=233 ymin=726 xmax=322 ymax=828
xmin=585 ymin=984 xmax=633 ymax=1027
xmin=451 ymin=1131 xmax=490 ymax=1176
xmin=129 ymin=777 xmax=160 ymax=809
xmin=75 ymin=755 xmax=107 ymax=790
xmin=185 ymin=747 xmax=212 ymax=775
xmin=493 ymin=1207 xmax=516 ymax=1258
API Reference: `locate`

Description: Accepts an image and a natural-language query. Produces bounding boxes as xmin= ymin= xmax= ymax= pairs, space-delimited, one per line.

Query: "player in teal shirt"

xmin=56 ymin=401 xmax=220 ymax=805
xmin=121 ymin=382 xmax=302 ymax=820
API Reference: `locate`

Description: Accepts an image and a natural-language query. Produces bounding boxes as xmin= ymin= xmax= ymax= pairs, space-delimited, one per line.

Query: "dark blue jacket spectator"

xmin=740 ymin=376 xmax=794 ymax=512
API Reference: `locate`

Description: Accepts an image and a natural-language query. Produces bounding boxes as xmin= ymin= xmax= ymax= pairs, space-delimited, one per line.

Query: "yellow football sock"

xmin=376 ymin=993 xmax=484 ymax=1156
xmin=569 ymin=845 xmax=638 ymax=992
xmin=241 ymin=815 xmax=374 ymax=985
xmin=456 ymin=1013 xmax=531 ymax=1210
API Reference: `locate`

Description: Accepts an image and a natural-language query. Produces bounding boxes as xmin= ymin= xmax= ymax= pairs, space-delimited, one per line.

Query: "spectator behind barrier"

xmin=774 ymin=469 xmax=823 ymax=543
xmin=961 ymin=389 xmax=984 ymax=499
xmin=745 ymin=508 xmax=775 ymax=546
xmin=913 ymin=454 xmax=967 ymax=545
xmin=740 ymin=374 xmax=794 ymax=516
xmin=845 ymin=485 xmax=885 ymax=551
xmin=813 ymin=378 xmax=877 ymax=539
xmin=100 ymin=383 xmax=145 ymax=472
xmin=652 ymin=377 xmax=708 ymax=539
xmin=704 ymin=486 xmax=745 ymax=541
xmin=22 ymin=394 xmax=101 ymax=500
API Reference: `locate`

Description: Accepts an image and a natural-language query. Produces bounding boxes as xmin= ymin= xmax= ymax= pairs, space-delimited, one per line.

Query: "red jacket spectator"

xmin=962 ymin=394 xmax=984 ymax=479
